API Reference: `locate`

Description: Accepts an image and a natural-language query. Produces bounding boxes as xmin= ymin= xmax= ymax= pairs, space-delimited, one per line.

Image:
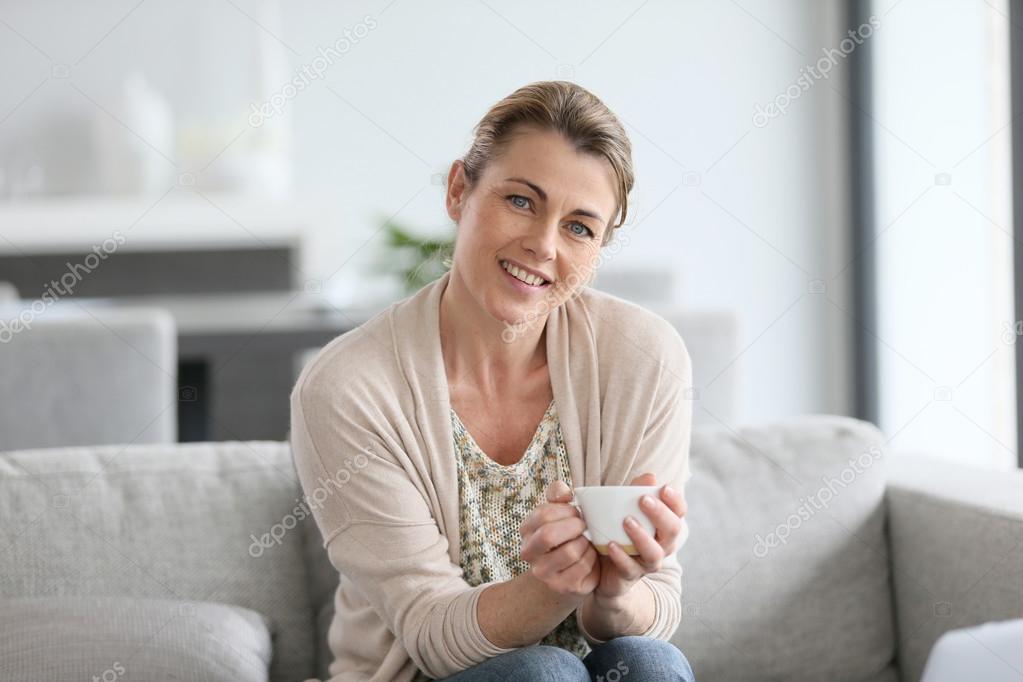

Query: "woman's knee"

xmin=510 ymin=646 xmax=589 ymax=681
xmin=584 ymin=636 xmax=696 ymax=682
xmin=442 ymin=645 xmax=588 ymax=682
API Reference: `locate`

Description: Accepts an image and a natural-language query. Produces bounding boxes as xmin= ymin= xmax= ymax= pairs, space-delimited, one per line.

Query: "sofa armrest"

xmin=885 ymin=455 xmax=1023 ymax=682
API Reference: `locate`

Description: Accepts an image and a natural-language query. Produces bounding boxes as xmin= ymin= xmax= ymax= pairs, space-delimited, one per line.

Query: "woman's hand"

xmin=519 ymin=480 xmax=600 ymax=599
xmin=592 ymin=472 xmax=688 ymax=603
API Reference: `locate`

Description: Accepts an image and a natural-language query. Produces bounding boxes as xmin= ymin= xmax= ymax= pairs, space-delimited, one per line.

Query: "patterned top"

xmin=450 ymin=398 xmax=591 ymax=659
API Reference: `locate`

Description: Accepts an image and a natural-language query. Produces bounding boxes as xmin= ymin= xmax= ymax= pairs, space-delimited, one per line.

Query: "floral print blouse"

xmin=450 ymin=397 xmax=591 ymax=660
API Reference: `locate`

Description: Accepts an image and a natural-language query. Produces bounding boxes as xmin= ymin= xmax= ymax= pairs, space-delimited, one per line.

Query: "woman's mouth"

xmin=499 ymin=259 xmax=552 ymax=291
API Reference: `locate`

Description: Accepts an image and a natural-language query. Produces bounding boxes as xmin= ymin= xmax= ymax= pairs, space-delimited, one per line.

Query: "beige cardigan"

xmin=289 ymin=270 xmax=694 ymax=681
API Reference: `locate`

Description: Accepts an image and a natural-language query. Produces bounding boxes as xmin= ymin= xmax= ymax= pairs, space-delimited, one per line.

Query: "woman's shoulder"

xmin=292 ymin=303 xmax=400 ymax=405
xmin=575 ymin=286 xmax=690 ymax=373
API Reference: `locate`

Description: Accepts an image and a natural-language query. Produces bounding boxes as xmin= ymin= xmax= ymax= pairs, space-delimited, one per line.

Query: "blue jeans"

xmin=437 ymin=635 xmax=696 ymax=681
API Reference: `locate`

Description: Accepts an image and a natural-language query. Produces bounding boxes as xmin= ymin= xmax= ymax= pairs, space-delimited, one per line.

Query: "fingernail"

xmin=664 ymin=485 xmax=675 ymax=497
xmin=625 ymin=515 xmax=638 ymax=527
xmin=641 ymin=495 xmax=655 ymax=508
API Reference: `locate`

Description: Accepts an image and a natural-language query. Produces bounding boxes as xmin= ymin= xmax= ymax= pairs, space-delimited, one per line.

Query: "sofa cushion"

xmin=0 ymin=441 xmax=317 ymax=682
xmin=675 ymin=415 xmax=898 ymax=682
xmin=0 ymin=596 xmax=272 ymax=682
xmin=0 ymin=306 xmax=177 ymax=450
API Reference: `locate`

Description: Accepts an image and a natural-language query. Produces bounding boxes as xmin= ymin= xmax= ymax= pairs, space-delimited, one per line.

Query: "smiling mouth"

xmin=499 ymin=259 xmax=551 ymax=287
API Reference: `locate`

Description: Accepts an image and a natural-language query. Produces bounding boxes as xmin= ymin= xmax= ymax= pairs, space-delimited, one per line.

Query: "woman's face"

xmin=445 ymin=125 xmax=619 ymax=331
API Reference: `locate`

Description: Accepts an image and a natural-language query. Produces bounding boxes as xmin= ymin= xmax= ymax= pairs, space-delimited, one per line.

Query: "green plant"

xmin=374 ymin=216 xmax=455 ymax=295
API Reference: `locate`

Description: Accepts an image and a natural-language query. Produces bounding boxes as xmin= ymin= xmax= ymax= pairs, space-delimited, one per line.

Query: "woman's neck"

xmin=439 ymin=269 xmax=548 ymax=397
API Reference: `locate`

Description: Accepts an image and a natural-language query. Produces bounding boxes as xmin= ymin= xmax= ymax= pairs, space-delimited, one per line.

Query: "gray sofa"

xmin=0 ymin=304 xmax=177 ymax=451
xmin=1 ymin=415 xmax=1021 ymax=681
xmin=0 ymin=281 xmax=18 ymax=303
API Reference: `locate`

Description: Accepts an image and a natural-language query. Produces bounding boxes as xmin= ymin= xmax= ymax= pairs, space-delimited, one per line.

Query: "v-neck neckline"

xmin=451 ymin=398 xmax=556 ymax=470
xmin=411 ymin=269 xmax=592 ymax=562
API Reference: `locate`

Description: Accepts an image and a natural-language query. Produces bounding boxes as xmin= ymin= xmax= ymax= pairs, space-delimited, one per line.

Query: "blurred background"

xmin=0 ymin=0 xmax=1018 ymax=472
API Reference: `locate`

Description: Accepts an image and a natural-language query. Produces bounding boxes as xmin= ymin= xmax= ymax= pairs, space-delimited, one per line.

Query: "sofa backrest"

xmin=1 ymin=415 xmax=902 ymax=682
xmin=677 ymin=414 xmax=899 ymax=682
xmin=0 ymin=305 xmax=178 ymax=451
xmin=0 ymin=441 xmax=317 ymax=682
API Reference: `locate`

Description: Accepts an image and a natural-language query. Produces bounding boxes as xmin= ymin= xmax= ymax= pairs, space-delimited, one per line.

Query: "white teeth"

xmin=501 ymin=260 xmax=547 ymax=287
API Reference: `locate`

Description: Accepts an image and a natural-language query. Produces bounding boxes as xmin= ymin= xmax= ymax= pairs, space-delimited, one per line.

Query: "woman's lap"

xmin=436 ymin=645 xmax=587 ymax=682
xmin=583 ymin=636 xmax=695 ymax=682
xmin=437 ymin=636 xmax=695 ymax=682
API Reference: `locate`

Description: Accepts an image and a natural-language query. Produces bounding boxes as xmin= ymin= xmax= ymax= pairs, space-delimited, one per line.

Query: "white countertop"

xmin=0 ymin=290 xmax=389 ymax=336
xmin=0 ymin=192 xmax=306 ymax=254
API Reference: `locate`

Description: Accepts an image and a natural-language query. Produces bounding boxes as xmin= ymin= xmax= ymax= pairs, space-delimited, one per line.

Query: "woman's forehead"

xmin=486 ymin=132 xmax=617 ymax=204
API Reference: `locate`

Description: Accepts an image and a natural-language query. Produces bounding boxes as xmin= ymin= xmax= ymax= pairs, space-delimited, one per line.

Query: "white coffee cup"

xmin=570 ymin=485 xmax=661 ymax=556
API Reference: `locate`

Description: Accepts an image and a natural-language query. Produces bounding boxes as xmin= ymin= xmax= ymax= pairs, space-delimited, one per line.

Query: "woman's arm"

xmin=291 ymin=377 xmax=524 ymax=680
xmin=576 ymin=325 xmax=695 ymax=643
xmin=478 ymin=480 xmax=600 ymax=648
xmin=578 ymin=578 xmax=656 ymax=640
xmin=477 ymin=571 xmax=583 ymax=648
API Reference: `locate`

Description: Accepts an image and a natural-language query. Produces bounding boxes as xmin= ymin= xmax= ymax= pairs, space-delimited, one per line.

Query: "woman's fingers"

xmin=534 ymin=541 xmax=597 ymax=596
xmin=546 ymin=479 xmax=574 ymax=503
xmin=639 ymin=493 xmax=683 ymax=553
xmin=622 ymin=509 xmax=666 ymax=571
xmin=520 ymin=514 xmax=587 ymax=563
xmin=530 ymin=534 xmax=592 ymax=578
xmin=629 ymin=472 xmax=657 ymax=486
xmin=519 ymin=501 xmax=580 ymax=541
xmin=658 ymin=484 xmax=687 ymax=519
xmin=626 ymin=476 xmax=687 ymax=553
xmin=555 ymin=542 xmax=599 ymax=588
xmin=519 ymin=480 xmax=578 ymax=542
xmin=605 ymin=541 xmax=646 ymax=581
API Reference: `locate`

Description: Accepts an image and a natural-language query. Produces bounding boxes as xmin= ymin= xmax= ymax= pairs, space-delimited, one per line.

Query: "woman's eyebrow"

xmin=504 ymin=176 xmax=605 ymax=223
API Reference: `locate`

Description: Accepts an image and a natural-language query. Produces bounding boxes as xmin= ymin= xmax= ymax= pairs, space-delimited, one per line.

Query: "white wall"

xmin=0 ymin=0 xmax=856 ymax=428
xmin=284 ymin=0 xmax=858 ymax=426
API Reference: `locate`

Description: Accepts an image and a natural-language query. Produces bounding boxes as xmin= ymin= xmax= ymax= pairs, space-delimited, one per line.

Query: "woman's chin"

xmin=485 ymin=301 xmax=541 ymax=333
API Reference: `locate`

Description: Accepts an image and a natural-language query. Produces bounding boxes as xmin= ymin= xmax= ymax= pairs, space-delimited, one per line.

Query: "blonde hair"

xmin=460 ymin=80 xmax=634 ymax=247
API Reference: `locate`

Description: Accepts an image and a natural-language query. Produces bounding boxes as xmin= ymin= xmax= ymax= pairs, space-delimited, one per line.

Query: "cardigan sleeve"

xmin=575 ymin=326 xmax=694 ymax=645
xmin=289 ymin=375 xmax=520 ymax=680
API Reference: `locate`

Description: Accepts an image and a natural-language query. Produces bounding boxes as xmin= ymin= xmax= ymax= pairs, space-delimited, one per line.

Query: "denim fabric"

xmin=437 ymin=636 xmax=696 ymax=681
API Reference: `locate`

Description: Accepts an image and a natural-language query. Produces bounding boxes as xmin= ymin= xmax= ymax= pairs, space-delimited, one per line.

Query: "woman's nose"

xmin=522 ymin=219 xmax=558 ymax=260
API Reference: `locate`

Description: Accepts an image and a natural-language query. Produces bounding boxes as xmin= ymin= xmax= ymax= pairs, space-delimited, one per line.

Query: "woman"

xmin=291 ymin=81 xmax=696 ymax=681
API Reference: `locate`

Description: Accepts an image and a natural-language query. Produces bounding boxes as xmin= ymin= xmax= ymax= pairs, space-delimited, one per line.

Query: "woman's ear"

xmin=445 ymin=160 xmax=468 ymax=223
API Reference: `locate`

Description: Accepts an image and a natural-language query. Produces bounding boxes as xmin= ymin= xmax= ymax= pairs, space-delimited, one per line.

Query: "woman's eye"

xmin=568 ymin=222 xmax=594 ymax=238
xmin=506 ymin=194 xmax=593 ymax=238
xmin=508 ymin=195 xmax=531 ymax=210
